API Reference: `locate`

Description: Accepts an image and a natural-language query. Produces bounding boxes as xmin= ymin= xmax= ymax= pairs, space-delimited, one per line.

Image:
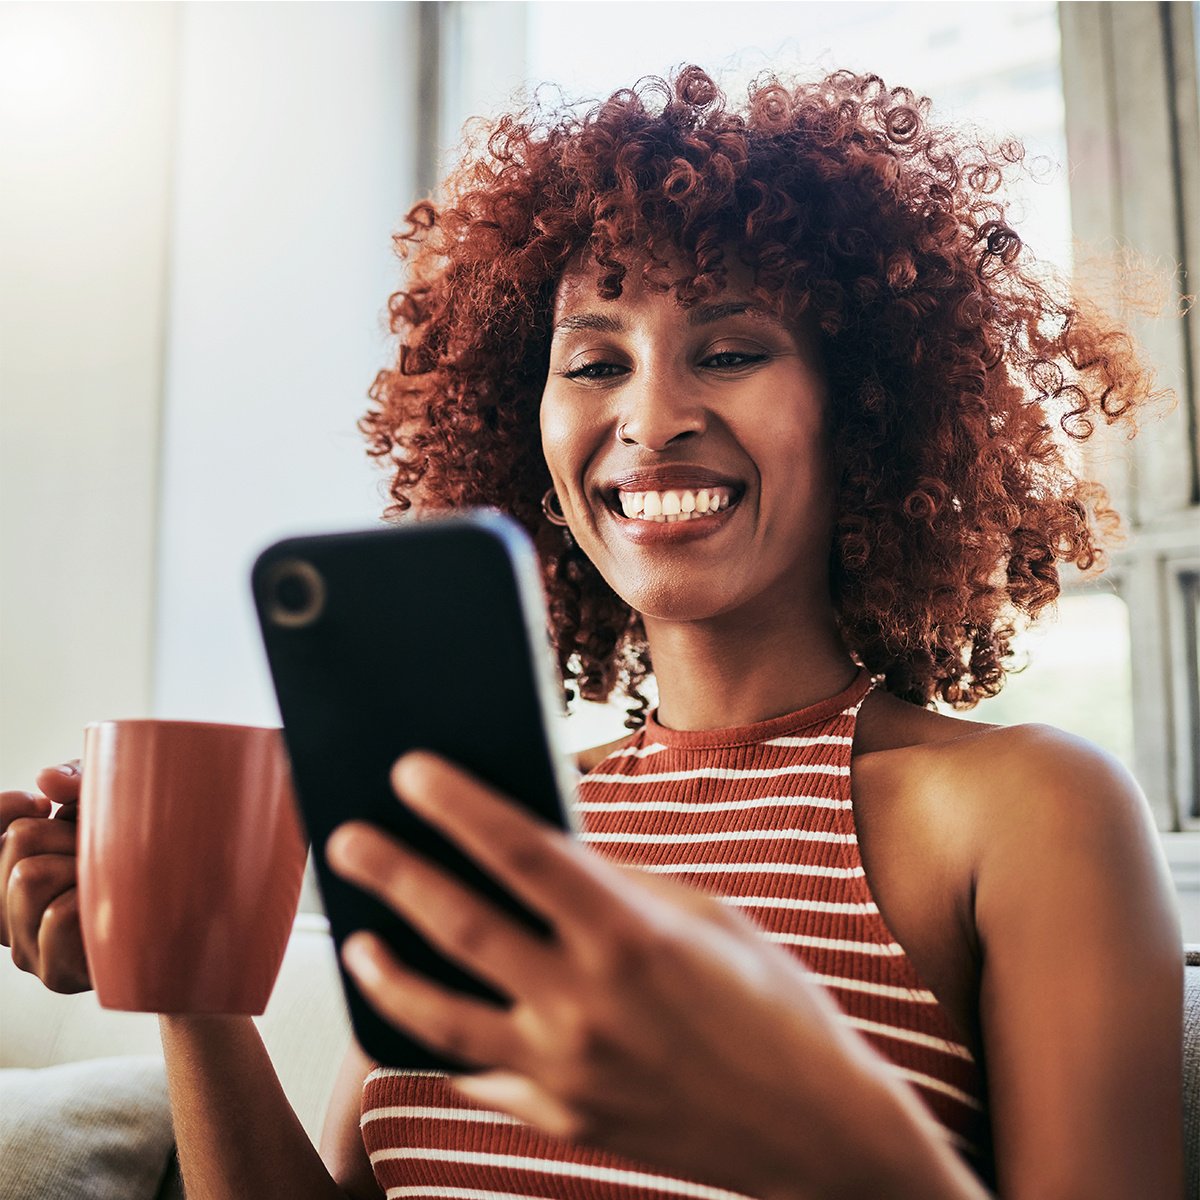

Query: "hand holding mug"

xmin=0 ymin=762 xmax=90 ymax=994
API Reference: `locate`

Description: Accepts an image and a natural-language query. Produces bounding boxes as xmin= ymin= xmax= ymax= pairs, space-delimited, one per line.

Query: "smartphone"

xmin=251 ymin=510 xmax=580 ymax=1071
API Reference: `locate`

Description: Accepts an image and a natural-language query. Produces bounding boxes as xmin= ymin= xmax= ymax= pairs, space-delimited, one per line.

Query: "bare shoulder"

xmin=574 ymin=734 xmax=637 ymax=774
xmin=919 ymin=715 xmax=1166 ymax=865
xmin=913 ymin=711 xmax=1181 ymax=1021
xmin=957 ymin=720 xmax=1178 ymax=941
xmin=854 ymin=688 xmax=1160 ymax=838
xmin=849 ymin=687 xmax=1011 ymax=852
xmin=859 ymin=691 xmax=1166 ymax=878
xmin=851 ymin=692 xmax=1177 ymax=970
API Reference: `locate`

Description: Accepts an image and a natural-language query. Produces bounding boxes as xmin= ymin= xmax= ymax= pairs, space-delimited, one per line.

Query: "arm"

xmin=160 ymin=1017 xmax=383 ymax=1200
xmin=320 ymin=1039 xmax=386 ymax=1199
xmin=972 ymin=725 xmax=1184 ymax=1199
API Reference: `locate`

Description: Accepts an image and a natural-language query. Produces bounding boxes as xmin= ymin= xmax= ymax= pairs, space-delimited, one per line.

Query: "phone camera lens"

xmin=275 ymin=573 xmax=312 ymax=614
xmin=263 ymin=559 xmax=325 ymax=629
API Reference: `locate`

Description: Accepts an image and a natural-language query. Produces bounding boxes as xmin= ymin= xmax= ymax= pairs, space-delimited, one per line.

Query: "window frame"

xmin=1059 ymin=0 xmax=1200 ymax=831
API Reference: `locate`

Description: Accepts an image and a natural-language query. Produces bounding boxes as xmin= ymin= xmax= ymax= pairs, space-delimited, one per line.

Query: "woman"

xmin=0 ymin=67 xmax=1184 ymax=1198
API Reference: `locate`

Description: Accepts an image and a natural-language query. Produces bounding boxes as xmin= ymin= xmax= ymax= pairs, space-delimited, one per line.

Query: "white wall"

xmin=153 ymin=3 xmax=416 ymax=726
xmin=0 ymin=4 xmax=178 ymax=783
xmin=0 ymin=3 xmax=418 ymax=784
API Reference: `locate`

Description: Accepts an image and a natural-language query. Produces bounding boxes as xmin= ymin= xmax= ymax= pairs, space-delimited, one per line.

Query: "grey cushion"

xmin=0 ymin=1056 xmax=175 ymax=1200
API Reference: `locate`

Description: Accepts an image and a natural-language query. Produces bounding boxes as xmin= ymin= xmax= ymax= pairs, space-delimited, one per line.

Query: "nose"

xmin=615 ymin=366 xmax=707 ymax=451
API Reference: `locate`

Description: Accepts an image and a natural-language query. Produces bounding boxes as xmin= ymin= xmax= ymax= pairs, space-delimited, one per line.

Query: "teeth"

xmin=615 ymin=486 xmax=734 ymax=522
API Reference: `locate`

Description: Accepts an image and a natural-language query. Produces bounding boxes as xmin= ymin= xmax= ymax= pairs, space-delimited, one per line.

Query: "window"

xmin=1174 ymin=564 xmax=1200 ymax=822
xmin=965 ymin=588 xmax=1135 ymax=769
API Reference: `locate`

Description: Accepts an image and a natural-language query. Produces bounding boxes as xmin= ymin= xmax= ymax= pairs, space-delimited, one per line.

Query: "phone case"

xmin=251 ymin=510 xmax=580 ymax=1071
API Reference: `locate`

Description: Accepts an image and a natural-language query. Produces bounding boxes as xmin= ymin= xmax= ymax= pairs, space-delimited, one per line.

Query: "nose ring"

xmin=617 ymin=422 xmax=636 ymax=446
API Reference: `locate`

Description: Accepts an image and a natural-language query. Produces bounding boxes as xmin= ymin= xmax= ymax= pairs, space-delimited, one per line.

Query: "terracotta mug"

xmin=78 ymin=719 xmax=308 ymax=1014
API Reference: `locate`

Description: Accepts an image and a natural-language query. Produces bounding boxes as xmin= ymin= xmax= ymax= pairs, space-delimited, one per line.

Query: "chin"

xmin=606 ymin=573 xmax=739 ymax=624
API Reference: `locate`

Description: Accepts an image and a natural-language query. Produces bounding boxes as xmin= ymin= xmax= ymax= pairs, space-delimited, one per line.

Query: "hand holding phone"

xmin=252 ymin=511 xmax=578 ymax=1070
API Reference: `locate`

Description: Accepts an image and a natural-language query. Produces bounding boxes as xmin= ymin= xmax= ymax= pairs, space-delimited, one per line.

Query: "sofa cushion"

xmin=0 ymin=1055 xmax=175 ymax=1200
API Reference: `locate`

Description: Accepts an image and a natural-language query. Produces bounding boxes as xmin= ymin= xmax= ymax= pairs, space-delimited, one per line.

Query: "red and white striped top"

xmin=361 ymin=668 xmax=993 ymax=1196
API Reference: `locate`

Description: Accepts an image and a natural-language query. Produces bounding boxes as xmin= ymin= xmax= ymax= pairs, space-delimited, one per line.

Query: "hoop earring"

xmin=541 ymin=487 xmax=569 ymax=527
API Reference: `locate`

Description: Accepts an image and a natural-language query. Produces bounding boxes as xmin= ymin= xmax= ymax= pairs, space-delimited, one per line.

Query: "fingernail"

xmin=342 ymin=932 xmax=380 ymax=983
xmin=326 ymin=825 xmax=360 ymax=869
xmin=392 ymin=752 xmax=435 ymax=807
xmin=54 ymin=764 xmax=78 ymax=776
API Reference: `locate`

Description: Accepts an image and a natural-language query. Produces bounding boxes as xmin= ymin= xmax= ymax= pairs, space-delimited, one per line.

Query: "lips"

xmin=606 ymin=467 xmax=743 ymax=493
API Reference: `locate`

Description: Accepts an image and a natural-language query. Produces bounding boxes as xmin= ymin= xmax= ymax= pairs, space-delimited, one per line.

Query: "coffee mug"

xmin=78 ymin=719 xmax=308 ymax=1014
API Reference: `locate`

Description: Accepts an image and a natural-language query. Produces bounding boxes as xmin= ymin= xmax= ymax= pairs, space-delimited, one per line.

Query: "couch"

xmin=2 ymin=925 xmax=1198 ymax=1198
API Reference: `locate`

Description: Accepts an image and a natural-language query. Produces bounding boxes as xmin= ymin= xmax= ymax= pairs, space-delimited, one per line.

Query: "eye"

xmin=561 ymin=360 xmax=628 ymax=380
xmin=702 ymin=350 xmax=769 ymax=369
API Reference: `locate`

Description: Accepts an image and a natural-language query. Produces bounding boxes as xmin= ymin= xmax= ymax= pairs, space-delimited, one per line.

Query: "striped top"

xmin=361 ymin=668 xmax=993 ymax=1197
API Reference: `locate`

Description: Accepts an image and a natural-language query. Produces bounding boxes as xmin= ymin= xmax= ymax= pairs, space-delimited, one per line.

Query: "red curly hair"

xmin=360 ymin=66 xmax=1160 ymax=719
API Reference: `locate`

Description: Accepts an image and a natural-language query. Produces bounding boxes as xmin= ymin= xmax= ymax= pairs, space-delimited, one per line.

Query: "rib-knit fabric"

xmin=361 ymin=668 xmax=993 ymax=1196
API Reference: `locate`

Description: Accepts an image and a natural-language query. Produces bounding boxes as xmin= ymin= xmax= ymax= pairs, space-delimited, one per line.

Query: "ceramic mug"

xmin=78 ymin=719 xmax=308 ymax=1014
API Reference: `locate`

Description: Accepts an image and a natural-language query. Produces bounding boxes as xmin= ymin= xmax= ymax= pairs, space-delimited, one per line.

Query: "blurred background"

xmin=1 ymin=2 xmax=1198 ymax=923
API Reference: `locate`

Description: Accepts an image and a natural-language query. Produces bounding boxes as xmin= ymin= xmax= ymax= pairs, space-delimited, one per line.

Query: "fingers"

xmin=0 ymin=764 xmax=88 ymax=994
xmin=0 ymin=791 xmax=53 ymax=832
xmin=391 ymin=753 xmax=619 ymax=936
xmin=37 ymin=884 xmax=90 ymax=993
xmin=341 ymin=931 xmax=528 ymax=1072
xmin=451 ymin=1070 xmax=582 ymax=1140
xmin=7 ymin=852 xmax=88 ymax=990
xmin=0 ymin=814 xmax=79 ymax=949
xmin=328 ymin=822 xmax=561 ymax=1000
xmin=34 ymin=761 xmax=82 ymax=809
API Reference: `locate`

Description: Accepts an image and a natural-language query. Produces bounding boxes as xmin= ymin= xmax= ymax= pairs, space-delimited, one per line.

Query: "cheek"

xmin=539 ymin=393 xmax=589 ymax=495
xmin=753 ymin=396 xmax=834 ymax=534
xmin=538 ymin=395 xmax=566 ymax=484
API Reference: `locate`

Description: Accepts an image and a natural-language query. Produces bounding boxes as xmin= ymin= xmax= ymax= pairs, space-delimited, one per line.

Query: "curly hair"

xmin=360 ymin=65 xmax=1162 ymax=719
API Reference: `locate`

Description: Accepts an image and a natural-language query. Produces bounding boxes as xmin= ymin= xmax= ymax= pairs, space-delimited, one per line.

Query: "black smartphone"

xmin=251 ymin=510 xmax=579 ymax=1071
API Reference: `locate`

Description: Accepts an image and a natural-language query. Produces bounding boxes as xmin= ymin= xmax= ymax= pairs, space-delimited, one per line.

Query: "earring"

xmin=617 ymin=422 xmax=636 ymax=445
xmin=541 ymin=487 xmax=569 ymax=527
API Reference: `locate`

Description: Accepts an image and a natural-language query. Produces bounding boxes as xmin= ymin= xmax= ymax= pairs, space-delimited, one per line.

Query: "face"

xmin=540 ymin=253 xmax=836 ymax=627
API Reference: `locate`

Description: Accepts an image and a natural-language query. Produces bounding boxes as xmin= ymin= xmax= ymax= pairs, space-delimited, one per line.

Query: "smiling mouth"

xmin=609 ymin=485 xmax=740 ymax=523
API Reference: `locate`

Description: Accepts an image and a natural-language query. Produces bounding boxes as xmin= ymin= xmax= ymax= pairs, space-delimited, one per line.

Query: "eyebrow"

xmin=551 ymin=300 xmax=773 ymax=337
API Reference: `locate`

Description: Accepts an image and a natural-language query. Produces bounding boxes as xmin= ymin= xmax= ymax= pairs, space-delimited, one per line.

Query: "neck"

xmin=642 ymin=600 xmax=858 ymax=731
